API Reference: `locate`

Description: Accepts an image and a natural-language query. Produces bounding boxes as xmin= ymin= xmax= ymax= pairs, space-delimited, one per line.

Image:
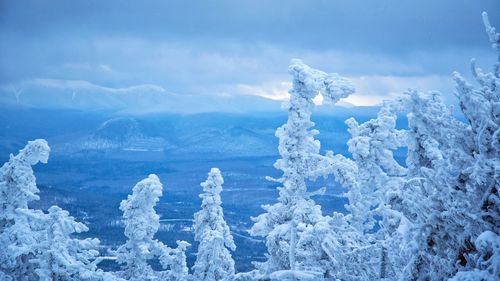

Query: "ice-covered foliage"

xmin=159 ymin=240 xmax=191 ymax=281
xmin=325 ymin=11 xmax=499 ymax=281
xmin=398 ymin=12 xmax=499 ymax=281
xmin=250 ymin=60 xmax=355 ymax=280
xmin=328 ymin=96 xmax=411 ymax=279
xmin=0 ymin=139 xmax=50 ymax=280
xmin=30 ymin=205 xmax=109 ymax=280
xmin=192 ymin=168 xmax=236 ymax=281
xmin=450 ymin=231 xmax=500 ymax=281
xmin=344 ymin=97 xmax=407 ymax=233
xmin=0 ymin=139 xmax=49 ymax=225
xmin=0 ymin=140 xmax=113 ymax=281
xmin=444 ymin=11 xmax=500 ymax=280
xmin=116 ymin=174 xmax=189 ymax=281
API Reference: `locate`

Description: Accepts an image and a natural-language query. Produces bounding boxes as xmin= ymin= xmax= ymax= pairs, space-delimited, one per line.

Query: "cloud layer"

xmin=1 ymin=1 xmax=499 ymax=110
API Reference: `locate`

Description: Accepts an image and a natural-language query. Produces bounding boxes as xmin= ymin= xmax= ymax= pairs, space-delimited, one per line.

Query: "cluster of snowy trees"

xmin=1 ymin=12 xmax=498 ymax=281
xmin=0 ymin=142 xmax=234 ymax=281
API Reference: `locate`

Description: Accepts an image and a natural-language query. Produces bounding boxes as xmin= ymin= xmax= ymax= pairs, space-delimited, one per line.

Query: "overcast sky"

xmin=1 ymin=0 xmax=499 ymax=107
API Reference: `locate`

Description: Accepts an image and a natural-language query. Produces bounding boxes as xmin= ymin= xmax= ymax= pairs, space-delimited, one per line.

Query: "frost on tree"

xmin=116 ymin=174 xmax=189 ymax=281
xmin=249 ymin=60 xmax=355 ymax=280
xmin=192 ymin=168 xmax=236 ymax=281
xmin=401 ymin=12 xmax=499 ymax=280
xmin=450 ymin=231 xmax=500 ymax=281
xmin=324 ymin=95 xmax=410 ymax=280
xmin=159 ymin=240 xmax=190 ymax=281
xmin=446 ymin=11 xmax=500 ymax=280
xmin=0 ymin=140 xmax=114 ymax=281
xmin=30 ymin=205 xmax=109 ymax=280
xmin=327 ymin=12 xmax=500 ymax=281
xmin=0 ymin=139 xmax=50 ymax=280
xmin=0 ymin=139 xmax=49 ymax=227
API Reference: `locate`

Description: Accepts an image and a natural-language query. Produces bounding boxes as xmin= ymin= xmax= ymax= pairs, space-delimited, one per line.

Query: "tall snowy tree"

xmin=397 ymin=12 xmax=499 ymax=281
xmin=192 ymin=168 xmax=236 ymax=281
xmin=443 ymin=11 xmax=499 ymax=280
xmin=250 ymin=60 xmax=355 ymax=280
xmin=326 ymin=11 xmax=500 ymax=281
xmin=322 ymin=95 xmax=412 ymax=280
xmin=116 ymin=174 xmax=189 ymax=281
xmin=0 ymin=139 xmax=50 ymax=280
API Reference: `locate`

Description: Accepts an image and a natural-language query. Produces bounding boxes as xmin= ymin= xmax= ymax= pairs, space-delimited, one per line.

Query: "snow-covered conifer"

xmin=399 ymin=12 xmax=499 ymax=280
xmin=335 ymin=97 xmax=413 ymax=279
xmin=116 ymin=174 xmax=164 ymax=280
xmin=192 ymin=168 xmax=236 ymax=281
xmin=159 ymin=240 xmax=191 ymax=281
xmin=116 ymin=174 xmax=189 ymax=281
xmin=31 ymin=205 xmax=107 ymax=280
xmin=329 ymin=12 xmax=499 ymax=280
xmin=250 ymin=60 xmax=355 ymax=280
xmin=0 ymin=139 xmax=50 ymax=228
xmin=0 ymin=139 xmax=50 ymax=280
xmin=442 ymin=11 xmax=499 ymax=279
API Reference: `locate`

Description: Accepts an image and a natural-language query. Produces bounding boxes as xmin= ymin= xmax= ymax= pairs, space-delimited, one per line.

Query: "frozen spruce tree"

xmin=116 ymin=174 xmax=189 ymax=281
xmin=327 ymin=95 xmax=413 ymax=280
xmin=398 ymin=12 xmax=499 ymax=280
xmin=330 ymin=12 xmax=500 ymax=281
xmin=30 ymin=205 xmax=111 ymax=280
xmin=250 ymin=60 xmax=355 ymax=280
xmin=0 ymin=139 xmax=50 ymax=229
xmin=159 ymin=240 xmax=190 ymax=281
xmin=0 ymin=139 xmax=50 ymax=280
xmin=192 ymin=168 xmax=236 ymax=281
xmin=444 ymin=11 xmax=500 ymax=280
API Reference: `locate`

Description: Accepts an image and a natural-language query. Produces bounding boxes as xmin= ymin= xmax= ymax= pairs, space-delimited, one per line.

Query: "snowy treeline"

xmin=1 ymin=12 xmax=499 ymax=281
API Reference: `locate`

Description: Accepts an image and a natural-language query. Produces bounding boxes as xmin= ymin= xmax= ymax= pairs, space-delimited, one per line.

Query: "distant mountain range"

xmin=0 ymin=78 xmax=360 ymax=114
xmin=0 ymin=101 xmax=380 ymax=162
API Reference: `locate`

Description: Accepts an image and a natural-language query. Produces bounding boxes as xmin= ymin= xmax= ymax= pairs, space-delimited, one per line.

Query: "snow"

xmin=0 ymin=11 xmax=498 ymax=281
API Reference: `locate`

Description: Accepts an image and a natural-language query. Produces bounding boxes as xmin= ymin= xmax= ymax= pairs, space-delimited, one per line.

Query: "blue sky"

xmin=1 ymin=0 xmax=499 ymax=109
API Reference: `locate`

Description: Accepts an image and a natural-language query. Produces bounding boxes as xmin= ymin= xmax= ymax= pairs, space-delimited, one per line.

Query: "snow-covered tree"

xmin=250 ymin=60 xmax=355 ymax=280
xmin=332 ymin=96 xmax=411 ymax=280
xmin=325 ymin=11 xmax=500 ymax=281
xmin=116 ymin=174 xmax=189 ymax=281
xmin=159 ymin=240 xmax=190 ymax=281
xmin=0 ymin=139 xmax=50 ymax=280
xmin=116 ymin=174 xmax=165 ymax=280
xmin=192 ymin=168 xmax=236 ymax=281
xmin=444 ymin=11 xmax=499 ymax=280
xmin=398 ymin=12 xmax=499 ymax=281
xmin=30 ymin=205 xmax=111 ymax=280
xmin=0 ymin=140 xmax=115 ymax=281
xmin=0 ymin=139 xmax=50 ymax=229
